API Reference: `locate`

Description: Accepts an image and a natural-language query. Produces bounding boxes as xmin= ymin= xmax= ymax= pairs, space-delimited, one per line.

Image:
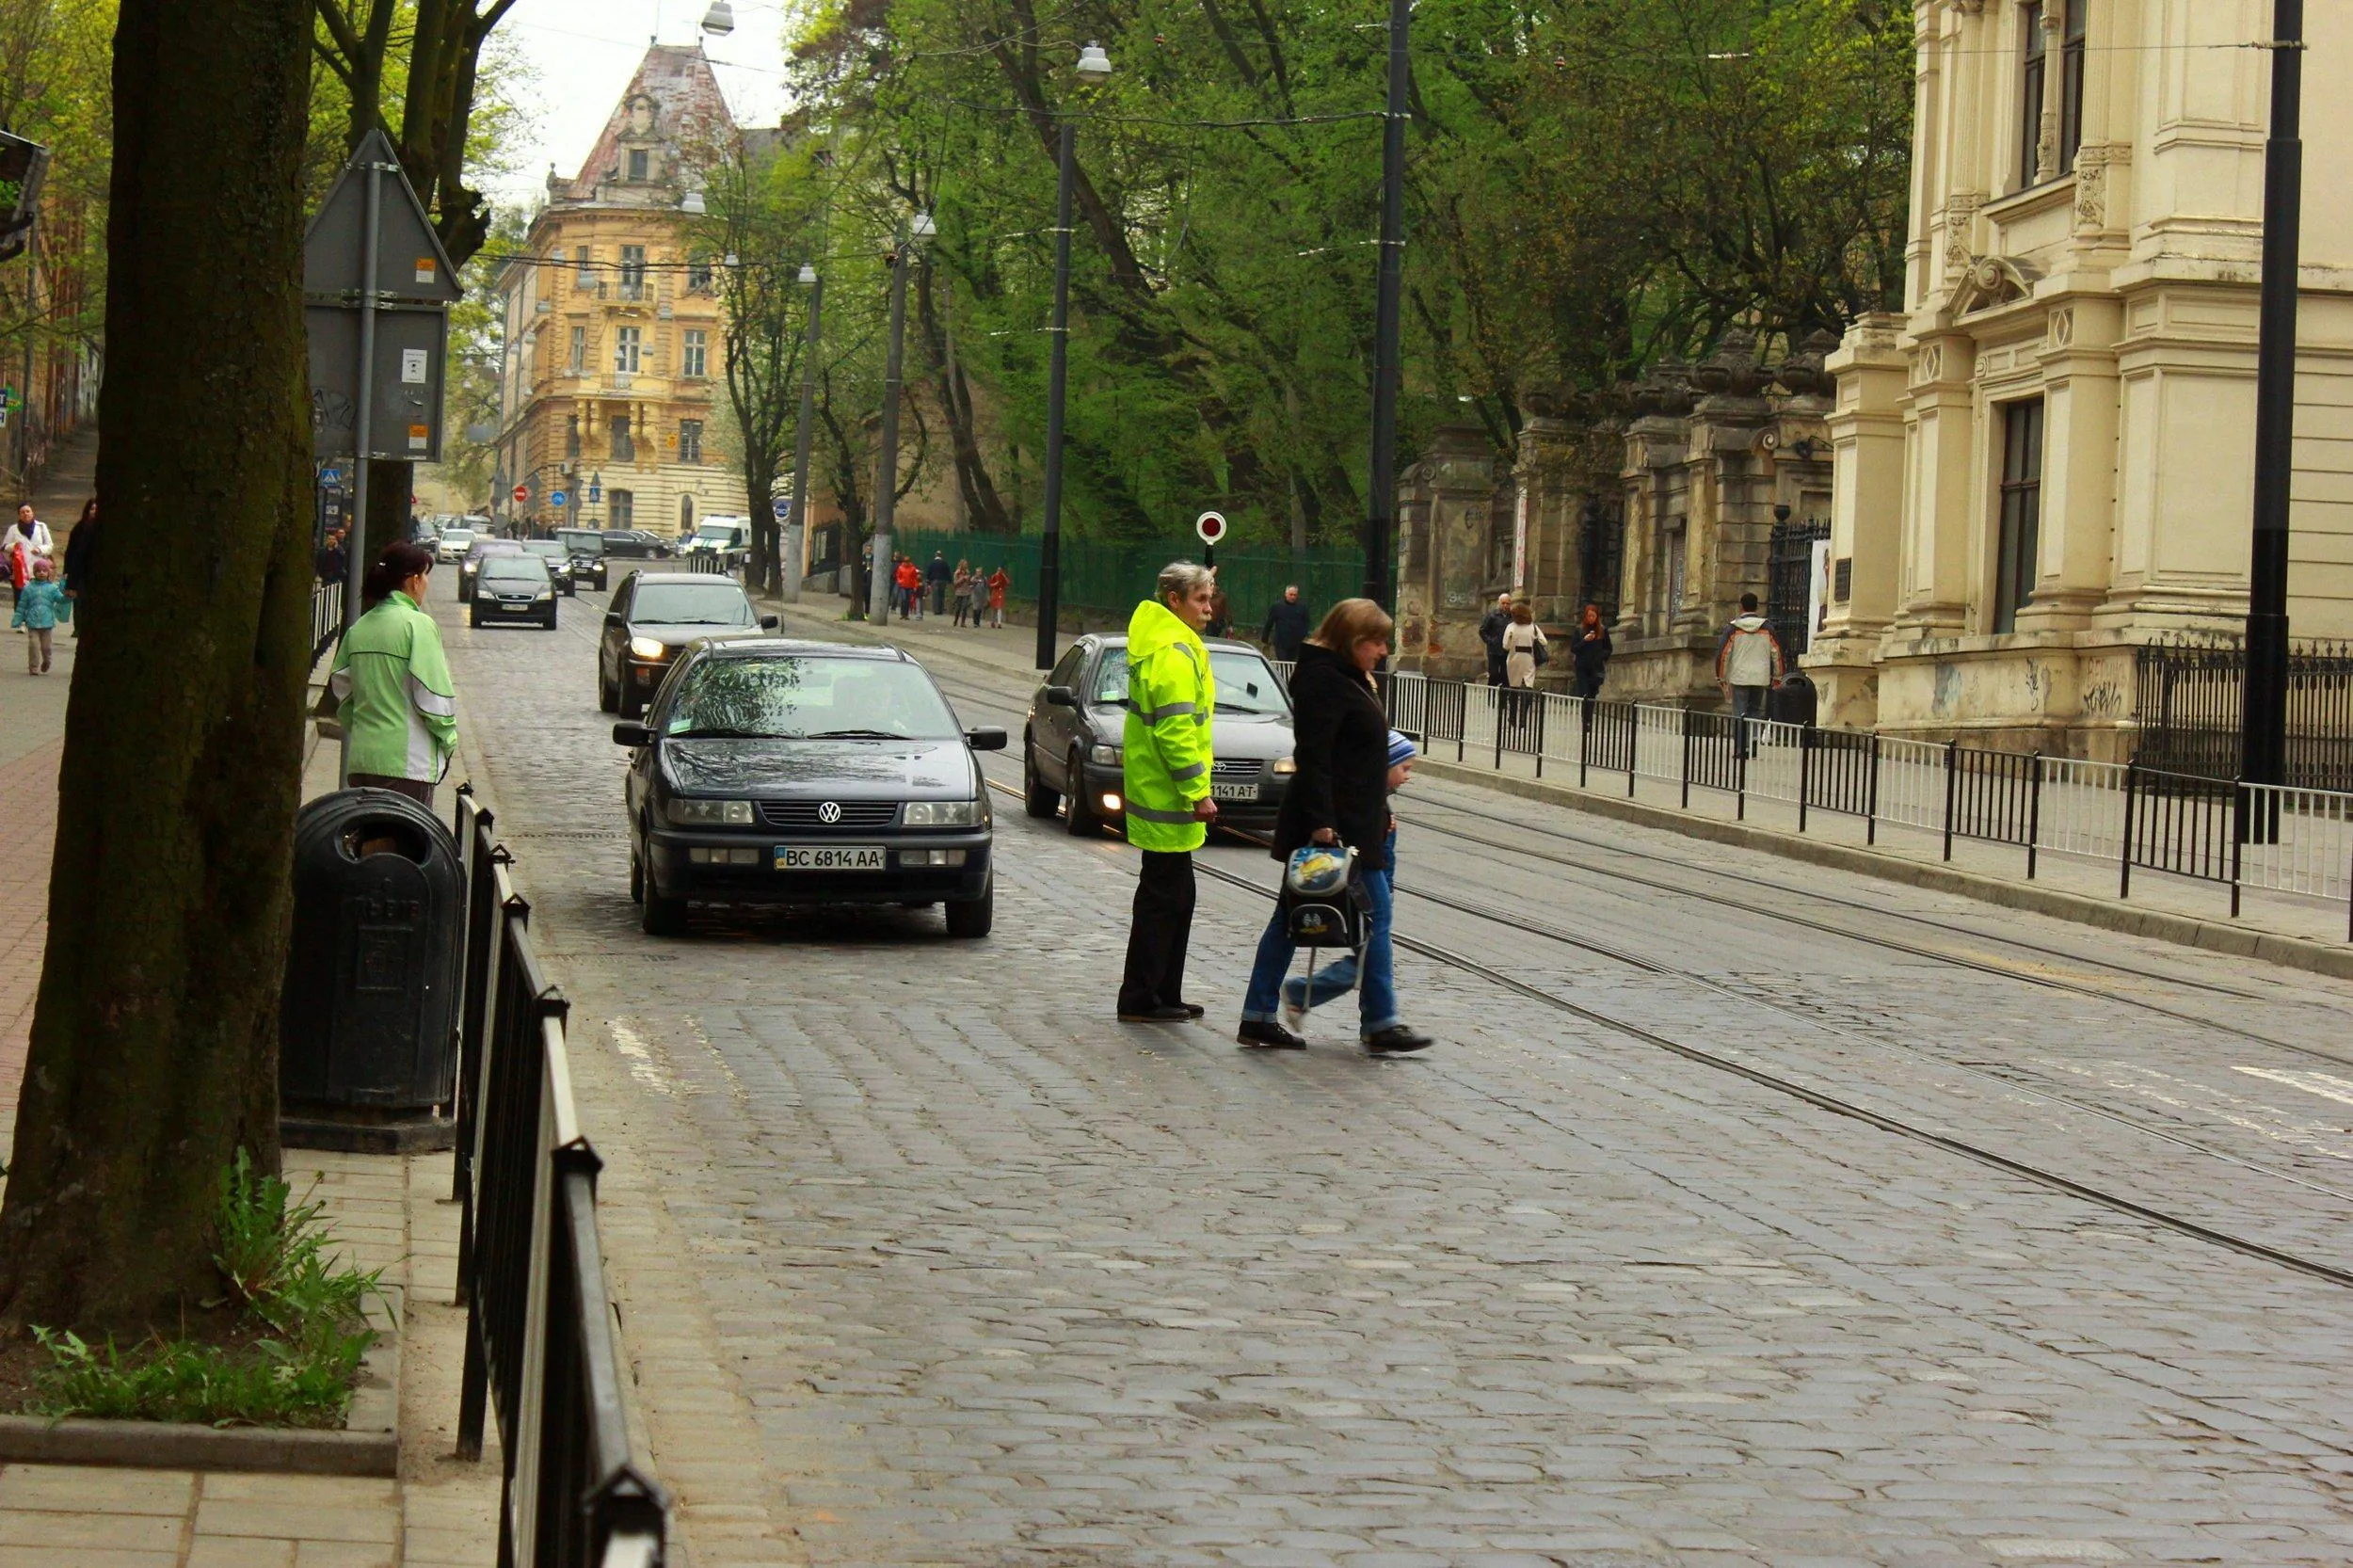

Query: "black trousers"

xmin=1118 ymin=849 xmax=1195 ymax=1014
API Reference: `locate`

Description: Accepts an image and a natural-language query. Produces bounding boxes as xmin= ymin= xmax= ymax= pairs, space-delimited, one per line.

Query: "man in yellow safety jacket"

xmin=1116 ymin=560 xmax=1220 ymax=1022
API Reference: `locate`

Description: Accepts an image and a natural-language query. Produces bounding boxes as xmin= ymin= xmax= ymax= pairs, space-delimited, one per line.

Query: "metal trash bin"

xmin=280 ymin=789 xmax=463 ymax=1144
xmin=1769 ymin=670 xmax=1817 ymax=728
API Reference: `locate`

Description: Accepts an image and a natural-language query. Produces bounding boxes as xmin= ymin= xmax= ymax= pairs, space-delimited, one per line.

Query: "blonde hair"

xmin=1307 ymin=597 xmax=1395 ymax=654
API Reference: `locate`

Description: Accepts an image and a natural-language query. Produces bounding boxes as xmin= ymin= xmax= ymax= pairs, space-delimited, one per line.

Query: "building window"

xmin=610 ymin=488 xmax=634 ymax=529
xmin=565 ymin=414 xmax=580 ymax=458
xmin=574 ymin=245 xmax=593 ymax=286
xmin=2058 ymin=0 xmax=2087 ymax=174
xmin=1662 ymin=524 xmax=1686 ymax=619
xmin=610 ymin=415 xmax=635 ymax=462
xmin=1993 ymin=397 xmax=2045 ymax=633
xmin=628 ymin=148 xmax=649 ymax=181
xmin=568 ymin=326 xmax=584 ymax=373
xmin=680 ymin=419 xmax=702 ymax=464
xmin=2019 ymin=2 xmax=2046 ymax=189
xmin=619 ymin=244 xmax=646 ymax=301
xmin=614 ymin=326 xmax=641 ymax=374
xmin=681 ymin=328 xmax=707 ymax=378
xmin=687 ymin=254 xmax=713 ymax=293
xmin=680 ymin=494 xmax=696 ymax=532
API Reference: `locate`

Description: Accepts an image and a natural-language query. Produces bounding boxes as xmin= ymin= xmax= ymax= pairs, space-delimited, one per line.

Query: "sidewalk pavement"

xmin=759 ymin=585 xmax=2353 ymax=966
xmin=0 ymin=654 xmax=496 ymax=1568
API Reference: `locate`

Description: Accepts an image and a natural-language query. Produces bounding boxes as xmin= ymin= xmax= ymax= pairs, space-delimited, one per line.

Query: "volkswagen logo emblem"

xmin=817 ymin=800 xmax=842 ymax=824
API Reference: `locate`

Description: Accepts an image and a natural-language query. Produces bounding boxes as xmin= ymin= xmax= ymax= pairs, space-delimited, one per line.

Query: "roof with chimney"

xmin=552 ymin=43 xmax=735 ymax=208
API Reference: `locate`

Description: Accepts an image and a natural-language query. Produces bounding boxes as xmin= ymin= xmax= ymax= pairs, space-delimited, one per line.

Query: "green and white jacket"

xmin=325 ymin=590 xmax=457 ymax=782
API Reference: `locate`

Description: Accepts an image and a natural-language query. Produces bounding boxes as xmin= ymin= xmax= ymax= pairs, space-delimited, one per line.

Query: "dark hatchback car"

xmin=556 ymin=528 xmax=609 ymax=590
xmin=1023 ymin=634 xmax=1296 ymax=837
xmin=600 ymin=528 xmax=674 ymax=560
xmin=613 ymin=640 xmax=1006 ymax=937
xmin=468 ymin=552 xmax=559 ymax=630
xmin=597 ymin=570 xmax=776 ymax=717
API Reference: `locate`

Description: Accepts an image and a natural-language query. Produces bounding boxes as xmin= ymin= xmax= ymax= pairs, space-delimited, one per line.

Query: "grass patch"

xmin=23 ymin=1150 xmax=387 ymax=1429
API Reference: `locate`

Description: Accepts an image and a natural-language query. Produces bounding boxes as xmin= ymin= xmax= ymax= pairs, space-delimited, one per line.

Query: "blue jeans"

xmin=1241 ymin=856 xmax=1398 ymax=1036
xmin=1730 ymin=683 xmax=1768 ymax=757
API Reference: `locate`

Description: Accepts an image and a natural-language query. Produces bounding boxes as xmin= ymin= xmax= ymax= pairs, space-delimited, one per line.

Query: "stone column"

xmin=1392 ymin=423 xmax=1496 ymax=679
xmin=1513 ymin=387 xmax=1586 ymax=624
xmin=1687 ymin=331 xmax=1775 ymax=637
xmin=1809 ymin=313 xmax=1907 ymax=728
xmin=2018 ymin=296 xmax=2120 ymax=630
xmin=1893 ymin=331 xmax=1977 ymax=635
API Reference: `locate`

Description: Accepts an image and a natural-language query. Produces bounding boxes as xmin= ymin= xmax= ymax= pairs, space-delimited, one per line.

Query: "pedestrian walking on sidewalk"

xmin=988 ymin=565 xmax=1010 ymax=628
xmin=11 ymin=559 xmax=67 ymax=673
xmin=1478 ymin=591 xmax=1511 ymax=687
xmin=1116 ymin=561 xmax=1220 ymax=1024
xmin=894 ymin=555 xmax=922 ymax=620
xmin=1239 ymin=598 xmax=1433 ymax=1055
xmin=1261 ymin=584 xmax=1309 ymax=663
xmin=926 ymin=551 xmax=951 ymax=617
xmin=317 ymin=541 xmax=457 ymax=807
xmin=1279 ymin=729 xmax=1417 ymax=1034
xmin=1500 ymin=600 xmax=1546 ymax=744
xmin=952 ymin=560 xmax=972 ymax=627
xmin=967 ymin=565 xmax=989 ymax=629
xmin=61 ymin=497 xmax=97 ymax=638
xmin=1570 ymin=601 xmax=1610 ymax=700
xmin=1716 ymin=591 xmax=1785 ymax=760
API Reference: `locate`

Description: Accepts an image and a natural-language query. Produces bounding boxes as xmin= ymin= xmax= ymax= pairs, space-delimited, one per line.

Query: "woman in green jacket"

xmin=321 ymin=541 xmax=457 ymax=805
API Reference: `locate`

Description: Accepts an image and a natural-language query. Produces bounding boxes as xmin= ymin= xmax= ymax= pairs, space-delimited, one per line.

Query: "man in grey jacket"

xmin=1715 ymin=592 xmax=1785 ymax=758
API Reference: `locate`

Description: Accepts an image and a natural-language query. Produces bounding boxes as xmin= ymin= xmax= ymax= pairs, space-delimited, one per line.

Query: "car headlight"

xmin=1273 ymin=757 xmax=1298 ymax=775
xmin=904 ymin=799 xmax=984 ymax=827
xmin=630 ymin=635 xmax=667 ymax=660
xmin=666 ymin=797 xmax=755 ymax=826
xmin=534 ymin=586 xmax=553 ymax=601
xmin=1088 ymin=744 xmax=1122 ymax=766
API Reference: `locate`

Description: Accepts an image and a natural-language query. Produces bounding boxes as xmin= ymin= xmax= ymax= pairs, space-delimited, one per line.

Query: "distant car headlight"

xmin=1088 ymin=744 xmax=1122 ymax=766
xmin=533 ymin=586 xmax=553 ymax=601
xmin=630 ymin=635 xmax=667 ymax=660
xmin=667 ymin=797 xmax=755 ymax=826
xmin=1273 ymin=757 xmax=1298 ymax=775
xmin=904 ymin=799 xmax=984 ymax=827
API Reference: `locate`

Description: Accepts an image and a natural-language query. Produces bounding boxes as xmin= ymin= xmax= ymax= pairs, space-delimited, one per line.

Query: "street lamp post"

xmin=2243 ymin=0 xmax=2305 ymax=798
xmin=868 ymin=213 xmax=932 ymax=622
xmin=1363 ymin=0 xmax=1412 ymax=610
xmin=1035 ymin=41 xmax=1112 ymax=671
xmin=782 ymin=262 xmax=822 ymax=604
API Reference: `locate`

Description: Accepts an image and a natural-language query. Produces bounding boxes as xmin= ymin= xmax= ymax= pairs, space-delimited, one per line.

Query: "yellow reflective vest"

xmin=1120 ymin=598 xmax=1216 ymax=852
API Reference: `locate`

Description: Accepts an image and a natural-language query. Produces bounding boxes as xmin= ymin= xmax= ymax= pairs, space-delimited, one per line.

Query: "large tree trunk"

xmin=0 ymin=0 xmax=313 ymax=1334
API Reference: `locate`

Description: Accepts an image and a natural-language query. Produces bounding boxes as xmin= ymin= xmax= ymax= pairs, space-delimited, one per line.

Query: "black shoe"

xmin=1364 ymin=1025 xmax=1434 ymax=1055
xmin=1236 ymin=1019 xmax=1306 ymax=1049
xmin=1165 ymin=1001 xmax=1207 ymax=1019
xmin=1118 ymin=1005 xmax=1193 ymax=1024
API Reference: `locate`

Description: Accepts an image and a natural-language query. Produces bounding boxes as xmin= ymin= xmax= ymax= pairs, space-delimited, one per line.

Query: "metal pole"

xmin=784 ymin=272 xmax=823 ymax=605
xmin=2242 ymin=0 xmax=2304 ymax=798
xmin=1037 ymin=120 xmax=1078 ymax=671
xmin=1362 ymin=0 xmax=1411 ymax=609
xmin=338 ymin=157 xmax=384 ymax=788
xmin=869 ymin=240 xmax=911 ymax=623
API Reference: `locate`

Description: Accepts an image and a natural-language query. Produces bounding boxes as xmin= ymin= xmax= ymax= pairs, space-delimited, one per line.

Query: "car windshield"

xmin=443 ymin=530 xmax=474 ymax=546
xmin=557 ymin=530 xmax=603 ymax=554
xmin=631 ymin=581 xmax=755 ymax=626
xmin=480 ymin=557 xmax=550 ymax=584
xmin=664 ymin=656 xmax=961 ymax=741
xmin=1091 ymin=648 xmax=1289 ymax=716
xmin=522 ymin=541 xmax=565 ymax=557
xmin=694 ymin=526 xmax=740 ymax=545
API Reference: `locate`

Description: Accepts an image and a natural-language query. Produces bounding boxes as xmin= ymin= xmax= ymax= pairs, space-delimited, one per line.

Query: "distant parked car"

xmin=600 ymin=529 xmax=673 ymax=560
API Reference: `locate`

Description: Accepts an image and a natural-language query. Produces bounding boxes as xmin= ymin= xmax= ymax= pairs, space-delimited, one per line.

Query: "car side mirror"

xmin=965 ymin=727 xmax=1008 ymax=752
xmin=760 ymin=615 xmax=779 ymax=630
xmin=612 ymin=722 xmax=654 ymax=747
xmin=1044 ymin=685 xmax=1077 ymax=708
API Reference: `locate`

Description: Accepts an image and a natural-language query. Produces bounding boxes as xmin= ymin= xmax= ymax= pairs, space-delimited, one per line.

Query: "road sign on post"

xmin=550 ymin=489 xmax=568 ymax=509
xmin=512 ymin=483 xmax=529 ymax=505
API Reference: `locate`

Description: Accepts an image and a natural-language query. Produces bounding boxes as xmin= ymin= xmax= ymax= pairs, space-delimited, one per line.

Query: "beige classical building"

xmin=1807 ymin=0 xmax=2353 ymax=754
xmin=493 ymin=44 xmax=746 ymax=537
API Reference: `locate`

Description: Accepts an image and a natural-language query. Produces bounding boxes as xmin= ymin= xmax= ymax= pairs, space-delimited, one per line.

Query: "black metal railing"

xmin=1767 ymin=516 xmax=1832 ymax=660
xmin=311 ymin=578 xmax=344 ymax=668
xmin=2134 ymin=636 xmax=2353 ymax=791
xmin=451 ymin=788 xmax=669 ymax=1568
xmin=1376 ymin=669 xmax=2353 ymax=932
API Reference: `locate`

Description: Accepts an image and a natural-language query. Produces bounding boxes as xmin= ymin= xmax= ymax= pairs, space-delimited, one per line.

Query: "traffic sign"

xmin=1195 ymin=510 xmax=1227 ymax=546
xmin=585 ymin=482 xmax=602 ymax=504
xmin=512 ymin=483 xmax=529 ymax=504
xmin=550 ymin=489 xmax=568 ymax=508
xmin=320 ymin=467 xmax=343 ymax=487
xmin=772 ymin=495 xmax=791 ymax=520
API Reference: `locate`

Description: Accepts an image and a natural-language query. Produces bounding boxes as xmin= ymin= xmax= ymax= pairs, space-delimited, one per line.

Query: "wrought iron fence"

xmin=451 ymin=789 xmax=669 ymax=1568
xmin=1380 ymin=667 xmax=2353 ymax=933
xmin=2133 ymin=635 xmax=2353 ymax=791
xmin=1766 ymin=516 xmax=1831 ymax=660
xmin=311 ymin=578 xmax=344 ymax=668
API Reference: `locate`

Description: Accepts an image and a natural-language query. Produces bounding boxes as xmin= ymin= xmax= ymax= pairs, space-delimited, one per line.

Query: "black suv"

xmin=613 ymin=639 xmax=1006 ymax=937
xmin=556 ymin=528 xmax=609 ymax=590
xmin=598 ymin=569 xmax=776 ymax=718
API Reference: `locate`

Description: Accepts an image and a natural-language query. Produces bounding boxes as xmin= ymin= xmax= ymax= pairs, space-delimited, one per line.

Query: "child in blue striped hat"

xmin=1282 ymin=729 xmax=1417 ymax=1031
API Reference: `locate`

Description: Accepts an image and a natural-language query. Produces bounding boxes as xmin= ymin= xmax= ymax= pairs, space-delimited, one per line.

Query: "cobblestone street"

xmin=441 ymin=575 xmax=2353 ymax=1566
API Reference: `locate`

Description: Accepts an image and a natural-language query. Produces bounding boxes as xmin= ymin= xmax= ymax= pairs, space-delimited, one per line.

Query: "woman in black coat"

xmin=1236 ymin=598 xmax=1433 ymax=1055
